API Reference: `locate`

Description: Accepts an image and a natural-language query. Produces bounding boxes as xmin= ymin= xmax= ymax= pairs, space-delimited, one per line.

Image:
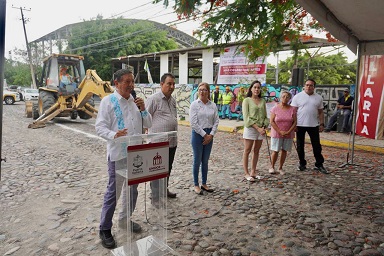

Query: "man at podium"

xmin=95 ymin=69 xmax=152 ymax=249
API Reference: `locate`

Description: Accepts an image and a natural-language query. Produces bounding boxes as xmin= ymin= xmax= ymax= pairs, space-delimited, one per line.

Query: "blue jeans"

xmin=326 ymin=109 xmax=351 ymax=131
xmin=221 ymin=104 xmax=232 ymax=119
xmin=191 ymin=128 xmax=213 ymax=186
xmin=99 ymin=158 xmax=138 ymax=230
xmin=235 ymin=105 xmax=243 ymax=120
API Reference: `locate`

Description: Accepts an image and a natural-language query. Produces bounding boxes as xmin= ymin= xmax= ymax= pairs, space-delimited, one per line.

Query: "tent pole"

xmin=350 ymin=43 xmax=362 ymax=165
xmin=339 ymin=43 xmax=362 ymax=168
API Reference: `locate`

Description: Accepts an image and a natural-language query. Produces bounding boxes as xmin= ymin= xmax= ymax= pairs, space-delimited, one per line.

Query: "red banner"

xmin=356 ymin=55 xmax=384 ymax=139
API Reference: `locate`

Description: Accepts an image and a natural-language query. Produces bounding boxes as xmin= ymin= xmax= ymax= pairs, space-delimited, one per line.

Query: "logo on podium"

xmin=133 ymin=155 xmax=143 ymax=168
xmin=127 ymin=142 xmax=169 ymax=185
xmin=153 ymin=152 xmax=162 ymax=165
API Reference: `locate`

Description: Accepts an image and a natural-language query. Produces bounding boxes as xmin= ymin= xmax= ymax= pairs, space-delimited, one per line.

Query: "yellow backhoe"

xmin=27 ymin=54 xmax=114 ymax=129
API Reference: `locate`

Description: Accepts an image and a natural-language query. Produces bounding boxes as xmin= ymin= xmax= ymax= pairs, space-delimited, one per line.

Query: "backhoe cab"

xmin=27 ymin=54 xmax=114 ymax=128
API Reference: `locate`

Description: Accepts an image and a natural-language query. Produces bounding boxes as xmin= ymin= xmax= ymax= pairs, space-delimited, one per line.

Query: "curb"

xmin=178 ymin=120 xmax=384 ymax=154
xmin=318 ymin=138 xmax=384 ymax=154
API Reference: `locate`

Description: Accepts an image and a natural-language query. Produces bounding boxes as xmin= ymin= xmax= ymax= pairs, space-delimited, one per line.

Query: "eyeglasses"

xmin=199 ymin=89 xmax=208 ymax=92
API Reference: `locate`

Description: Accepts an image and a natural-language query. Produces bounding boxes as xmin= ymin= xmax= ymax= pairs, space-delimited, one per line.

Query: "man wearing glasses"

xmin=291 ymin=79 xmax=329 ymax=174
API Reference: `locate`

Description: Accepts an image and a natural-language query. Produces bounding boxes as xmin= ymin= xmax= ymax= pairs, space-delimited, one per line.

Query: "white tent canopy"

xmin=295 ymin=0 xmax=384 ymax=55
xmin=296 ymin=0 xmax=384 ymax=164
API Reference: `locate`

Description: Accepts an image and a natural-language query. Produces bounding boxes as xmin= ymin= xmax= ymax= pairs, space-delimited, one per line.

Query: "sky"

xmin=5 ymin=0 xmax=200 ymax=56
xmin=4 ymin=0 xmax=357 ymax=65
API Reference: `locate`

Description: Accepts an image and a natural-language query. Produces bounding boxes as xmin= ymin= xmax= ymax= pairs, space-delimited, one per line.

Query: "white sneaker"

xmin=268 ymin=168 xmax=276 ymax=174
xmin=279 ymin=169 xmax=285 ymax=175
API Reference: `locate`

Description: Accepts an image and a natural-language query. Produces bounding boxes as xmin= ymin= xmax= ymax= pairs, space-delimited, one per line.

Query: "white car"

xmin=23 ymin=89 xmax=39 ymax=101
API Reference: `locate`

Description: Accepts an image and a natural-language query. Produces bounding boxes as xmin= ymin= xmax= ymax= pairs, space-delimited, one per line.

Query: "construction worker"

xmin=235 ymin=86 xmax=246 ymax=121
xmin=211 ymin=86 xmax=222 ymax=112
xmin=59 ymin=67 xmax=77 ymax=89
xmin=221 ymin=86 xmax=235 ymax=119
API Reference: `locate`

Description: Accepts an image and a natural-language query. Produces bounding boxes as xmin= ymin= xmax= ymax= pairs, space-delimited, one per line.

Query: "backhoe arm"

xmin=76 ymin=69 xmax=114 ymax=108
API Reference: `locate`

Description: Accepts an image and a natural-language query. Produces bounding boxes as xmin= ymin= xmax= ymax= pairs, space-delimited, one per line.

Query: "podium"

xmin=111 ymin=131 xmax=179 ymax=256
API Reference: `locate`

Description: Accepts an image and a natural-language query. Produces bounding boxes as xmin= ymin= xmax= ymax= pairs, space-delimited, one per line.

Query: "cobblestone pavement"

xmin=1 ymin=103 xmax=383 ymax=256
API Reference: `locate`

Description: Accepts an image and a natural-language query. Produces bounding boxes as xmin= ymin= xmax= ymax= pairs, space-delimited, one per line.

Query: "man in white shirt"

xmin=291 ymin=79 xmax=329 ymax=174
xmin=95 ymin=69 xmax=152 ymax=249
xmin=146 ymin=73 xmax=178 ymax=200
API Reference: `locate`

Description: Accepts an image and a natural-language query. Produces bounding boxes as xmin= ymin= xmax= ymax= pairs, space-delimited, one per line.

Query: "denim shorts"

xmin=270 ymin=137 xmax=293 ymax=152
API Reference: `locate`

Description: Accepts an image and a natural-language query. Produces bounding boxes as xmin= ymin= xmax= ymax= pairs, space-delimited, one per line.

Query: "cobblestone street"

xmin=1 ymin=103 xmax=383 ymax=256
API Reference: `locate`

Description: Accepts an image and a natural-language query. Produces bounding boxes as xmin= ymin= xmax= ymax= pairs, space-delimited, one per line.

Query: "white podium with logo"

xmin=111 ymin=131 xmax=179 ymax=256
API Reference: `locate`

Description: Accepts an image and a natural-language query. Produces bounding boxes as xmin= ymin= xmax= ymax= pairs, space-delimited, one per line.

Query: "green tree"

xmin=4 ymin=59 xmax=34 ymax=86
xmin=66 ymin=17 xmax=179 ymax=79
xmin=266 ymin=52 xmax=356 ymax=85
xmin=156 ymin=0 xmax=332 ymax=61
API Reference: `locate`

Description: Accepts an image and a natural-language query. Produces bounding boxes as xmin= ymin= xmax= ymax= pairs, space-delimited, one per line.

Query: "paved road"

xmin=0 ymin=102 xmax=383 ymax=256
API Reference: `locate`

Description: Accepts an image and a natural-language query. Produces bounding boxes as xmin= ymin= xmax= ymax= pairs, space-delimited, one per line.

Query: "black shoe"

xmin=297 ymin=165 xmax=307 ymax=171
xmin=314 ymin=166 xmax=330 ymax=174
xmin=324 ymin=128 xmax=331 ymax=133
xmin=99 ymin=229 xmax=116 ymax=249
xmin=342 ymin=128 xmax=350 ymax=134
xmin=201 ymin=186 xmax=214 ymax=193
xmin=131 ymin=221 xmax=142 ymax=233
xmin=167 ymin=190 xmax=177 ymax=198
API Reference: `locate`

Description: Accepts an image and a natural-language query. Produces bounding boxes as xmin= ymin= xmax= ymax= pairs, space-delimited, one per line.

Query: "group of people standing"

xmin=242 ymin=78 xmax=329 ymax=182
xmin=95 ymin=71 xmax=329 ymax=249
xmin=212 ymin=85 xmax=247 ymax=121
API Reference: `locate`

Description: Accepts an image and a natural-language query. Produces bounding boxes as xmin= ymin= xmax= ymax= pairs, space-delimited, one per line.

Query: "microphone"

xmin=131 ymin=89 xmax=137 ymax=100
xmin=131 ymin=90 xmax=140 ymax=109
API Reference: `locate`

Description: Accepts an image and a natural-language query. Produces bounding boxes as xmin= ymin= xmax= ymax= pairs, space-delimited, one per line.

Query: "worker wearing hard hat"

xmin=211 ymin=85 xmax=222 ymax=111
xmin=235 ymin=86 xmax=246 ymax=121
xmin=221 ymin=86 xmax=235 ymax=119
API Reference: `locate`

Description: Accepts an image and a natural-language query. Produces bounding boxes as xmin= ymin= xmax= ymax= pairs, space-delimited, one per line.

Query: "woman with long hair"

xmin=242 ymin=81 xmax=269 ymax=182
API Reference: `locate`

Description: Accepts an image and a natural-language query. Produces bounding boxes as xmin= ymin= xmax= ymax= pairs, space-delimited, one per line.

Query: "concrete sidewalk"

xmin=178 ymin=115 xmax=384 ymax=154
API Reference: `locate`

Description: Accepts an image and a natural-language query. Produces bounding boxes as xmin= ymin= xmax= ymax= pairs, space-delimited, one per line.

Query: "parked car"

xmin=3 ymin=89 xmax=21 ymax=104
xmin=23 ymin=88 xmax=39 ymax=101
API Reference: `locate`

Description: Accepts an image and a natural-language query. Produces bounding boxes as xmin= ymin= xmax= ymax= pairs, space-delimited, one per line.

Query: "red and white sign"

xmin=127 ymin=142 xmax=169 ymax=185
xmin=355 ymin=55 xmax=384 ymax=139
xmin=217 ymin=45 xmax=267 ymax=84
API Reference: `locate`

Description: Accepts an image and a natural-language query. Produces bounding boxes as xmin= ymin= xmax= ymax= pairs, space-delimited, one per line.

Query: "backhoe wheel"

xmin=78 ymin=97 xmax=95 ymax=120
xmin=32 ymin=102 xmax=39 ymax=120
xmin=70 ymin=111 xmax=78 ymax=120
xmin=38 ymin=90 xmax=56 ymax=116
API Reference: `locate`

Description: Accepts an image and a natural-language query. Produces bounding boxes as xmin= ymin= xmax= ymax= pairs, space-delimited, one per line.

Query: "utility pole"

xmin=13 ymin=6 xmax=36 ymax=89
xmin=0 ymin=0 xmax=7 ymax=180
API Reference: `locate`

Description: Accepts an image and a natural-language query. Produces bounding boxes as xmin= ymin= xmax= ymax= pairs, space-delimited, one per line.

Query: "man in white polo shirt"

xmin=291 ymin=79 xmax=329 ymax=174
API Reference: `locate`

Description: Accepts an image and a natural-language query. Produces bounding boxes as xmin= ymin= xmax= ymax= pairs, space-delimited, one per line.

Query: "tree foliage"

xmin=156 ymin=0 xmax=335 ymax=61
xmin=7 ymin=17 xmax=179 ymax=82
xmin=266 ymin=52 xmax=356 ymax=85
xmin=66 ymin=17 xmax=178 ymax=79
xmin=4 ymin=59 xmax=34 ymax=86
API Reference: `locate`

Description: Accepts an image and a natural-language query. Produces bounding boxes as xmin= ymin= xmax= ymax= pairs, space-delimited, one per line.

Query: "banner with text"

xmin=355 ymin=55 xmax=384 ymax=139
xmin=127 ymin=142 xmax=169 ymax=185
xmin=217 ymin=45 xmax=267 ymax=85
